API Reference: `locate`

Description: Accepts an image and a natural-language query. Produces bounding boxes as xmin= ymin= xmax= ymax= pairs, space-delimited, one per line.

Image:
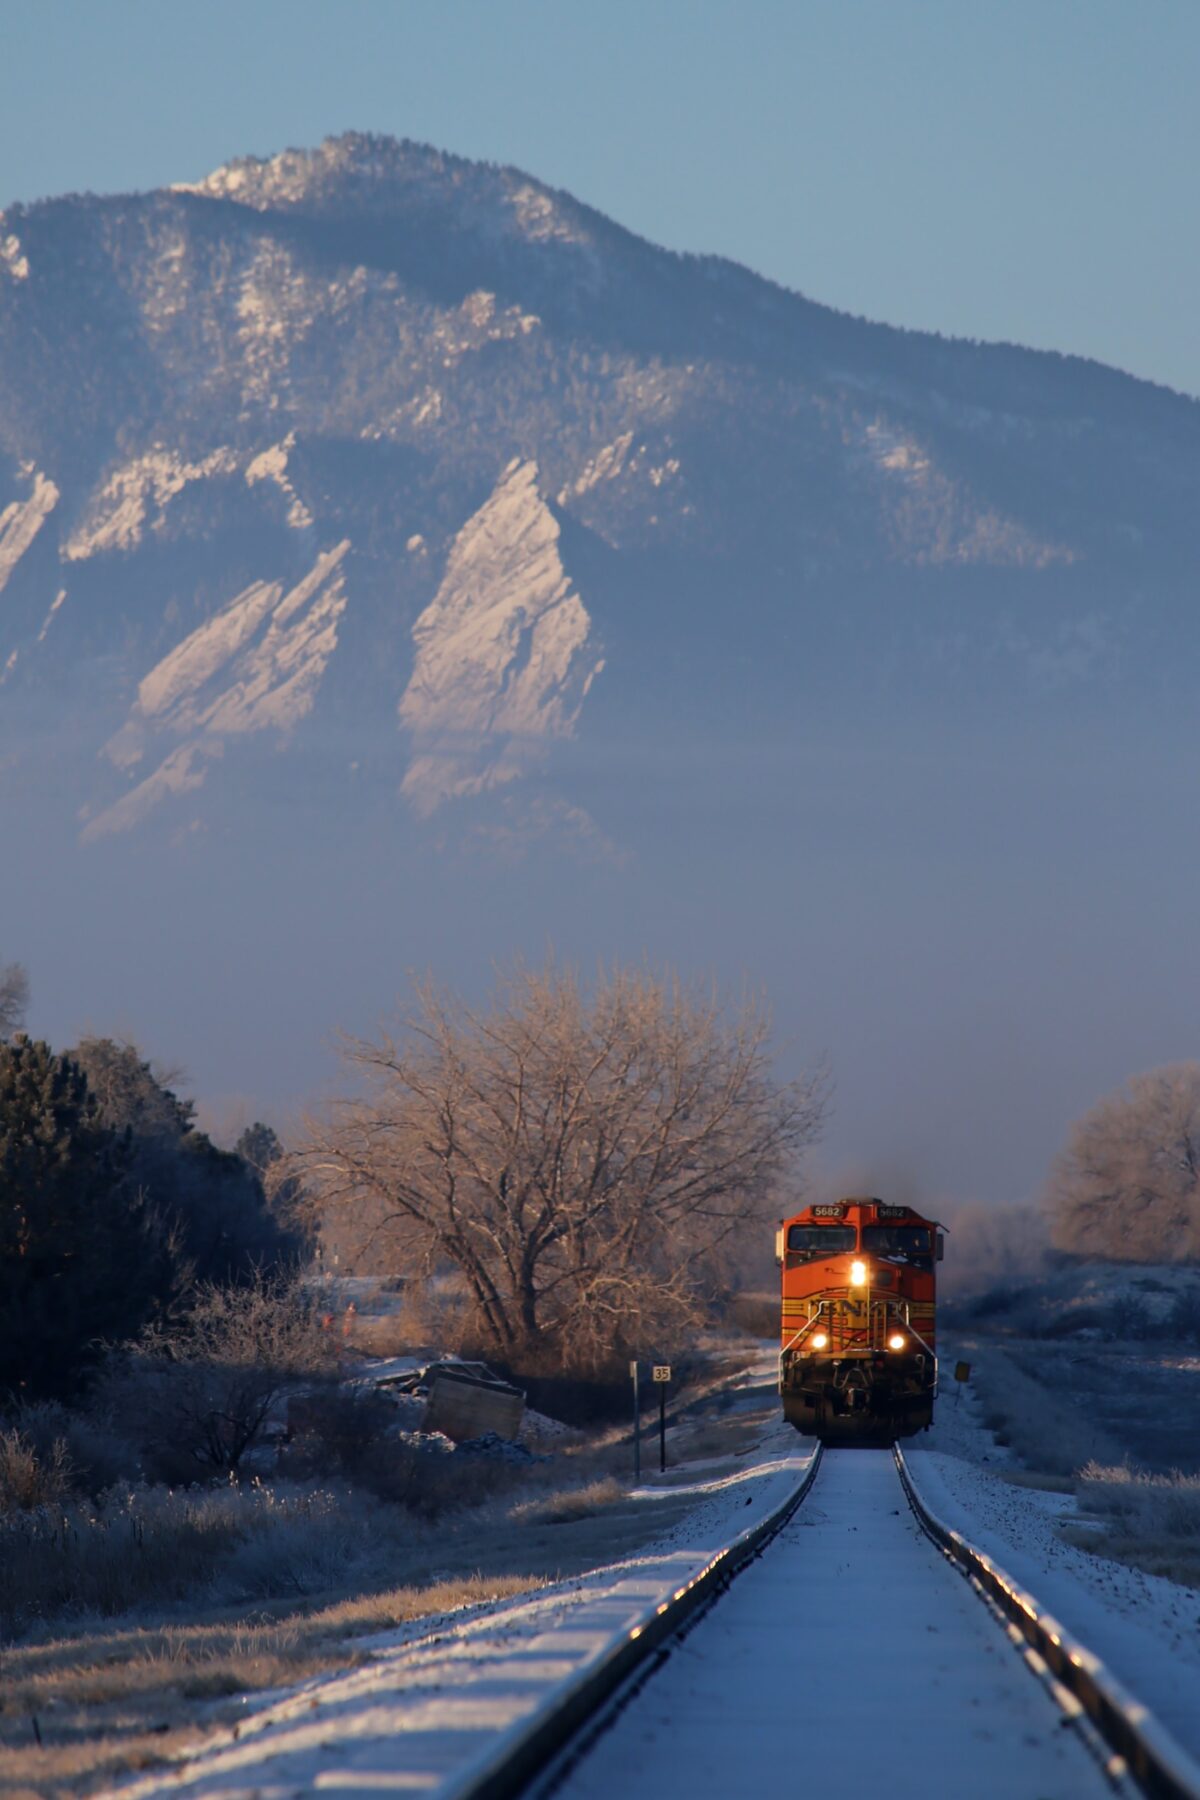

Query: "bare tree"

xmin=0 ymin=962 xmax=29 ymax=1041
xmin=302 ymin=962 xmax=825 ymax=1369
xmin=1046 ymin=1064 xmax=1200 ymax=1262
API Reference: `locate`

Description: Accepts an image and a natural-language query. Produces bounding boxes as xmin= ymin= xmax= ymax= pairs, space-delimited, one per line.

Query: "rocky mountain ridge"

xmin=1 ymin=130 xmax=1197 ymax=850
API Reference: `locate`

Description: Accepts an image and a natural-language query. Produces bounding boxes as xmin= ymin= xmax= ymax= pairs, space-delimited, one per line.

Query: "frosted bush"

xmin=1076 ymin=1461 xmax=1200 ymax=1578
xmin=0 ymin=1478 xmax=383 ymax=1639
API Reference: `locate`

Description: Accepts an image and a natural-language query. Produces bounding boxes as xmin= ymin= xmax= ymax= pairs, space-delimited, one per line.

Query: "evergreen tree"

xmin=0 ymin=1038 xmax=172 ymax=1400
xmin=71 ymin=1039 xmax=297 ymax=1284
xmin=0 ymin=961 xmax=28 ymax=1040
xmin=235 ymin=1122 xmax=313 ymax=1258
xmin=234 ymin=1121 xmax=282 ymax=1175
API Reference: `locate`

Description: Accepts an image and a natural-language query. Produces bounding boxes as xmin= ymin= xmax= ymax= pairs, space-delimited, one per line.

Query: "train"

xmin=777 ymin=1196 xmax=944 ymax=1442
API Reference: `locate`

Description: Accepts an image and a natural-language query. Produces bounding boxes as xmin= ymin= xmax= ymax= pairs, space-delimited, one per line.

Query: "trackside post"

xmin=653 ymin=1364 xmax=671 ymax=1471
xmin=630 ymin=1360 xmax=641 ymax=1480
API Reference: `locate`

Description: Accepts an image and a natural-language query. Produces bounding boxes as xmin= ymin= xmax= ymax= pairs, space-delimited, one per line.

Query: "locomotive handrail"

xmin=896 ymin=1445 xmax=1200 ymax=1800
xmin=446 ymin=1442 xmax=824 ymax=1800
xmin=889 ymin=1307 xmax=938 ymax=1386
xmin=778 ymin=1300 xmax=830 ymax=1378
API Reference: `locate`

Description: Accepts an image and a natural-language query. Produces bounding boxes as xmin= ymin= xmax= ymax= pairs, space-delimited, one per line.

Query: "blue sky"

xmin=2 ymin=0 xmax=1196 ymax=394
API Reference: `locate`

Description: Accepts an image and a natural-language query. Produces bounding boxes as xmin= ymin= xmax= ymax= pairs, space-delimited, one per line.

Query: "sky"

xmin=2 ymin=0 xmax=1197 ymax=397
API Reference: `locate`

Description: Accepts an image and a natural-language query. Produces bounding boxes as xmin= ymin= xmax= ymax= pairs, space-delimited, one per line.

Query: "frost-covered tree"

xmin=303 ymin=960 xmax=825 ymax=1369
xmin=0 ymin=961 xmax=29 ymax=1041
xmin=73 ymin=1036 xmax=194 ymax=1140
xmin=1046 ymin=1064 xmax=1200 ymax=1262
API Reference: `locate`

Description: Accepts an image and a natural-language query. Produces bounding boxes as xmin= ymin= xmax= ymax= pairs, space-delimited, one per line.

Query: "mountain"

xmin=2 ymin=133 xmax=1197 ymax=1201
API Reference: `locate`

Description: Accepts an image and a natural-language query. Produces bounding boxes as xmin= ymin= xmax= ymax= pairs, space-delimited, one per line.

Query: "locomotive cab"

xmin=777 ymin=1197 xmax=943 ymax=1443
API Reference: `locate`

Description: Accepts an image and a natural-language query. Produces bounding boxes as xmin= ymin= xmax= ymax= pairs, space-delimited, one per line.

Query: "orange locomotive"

xmin=777 ymin=1197 xmax=944 ymax=1441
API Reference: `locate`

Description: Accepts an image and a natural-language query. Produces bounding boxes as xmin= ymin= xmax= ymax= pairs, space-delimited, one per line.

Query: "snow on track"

xmin=914 ymin=1369 xmax=1200 ymax=1768
xmin=909 ymin=1444 xmax=1200 ymax=1773
xmin=555 ymin=1449 xmax=1111 ymax=1800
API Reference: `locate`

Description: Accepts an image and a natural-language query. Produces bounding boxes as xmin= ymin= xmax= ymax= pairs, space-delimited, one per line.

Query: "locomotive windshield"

xmin=786 ymin=1224 xmax=857 ymax=1260
xmin=862 ymin=1224 xmax=932 ymax=1267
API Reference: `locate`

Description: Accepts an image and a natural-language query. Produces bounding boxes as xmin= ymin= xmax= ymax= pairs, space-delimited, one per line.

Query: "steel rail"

xmin=896 ymin=1444 xmax=1200 ymax=1800
xmin=444 ymin=1442 xmax=824 ymax=1800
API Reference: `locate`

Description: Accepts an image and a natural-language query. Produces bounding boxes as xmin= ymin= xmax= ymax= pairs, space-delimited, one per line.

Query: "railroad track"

xmin=458 ymin=1446 xmax=1200 ymax=1800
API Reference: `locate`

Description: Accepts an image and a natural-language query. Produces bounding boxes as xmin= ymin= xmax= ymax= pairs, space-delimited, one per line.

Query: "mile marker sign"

xmin=653 ymin=1365 xmax=671 ymax=1383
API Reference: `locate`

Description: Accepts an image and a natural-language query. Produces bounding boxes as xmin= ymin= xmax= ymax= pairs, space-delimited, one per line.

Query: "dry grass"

xmin=0 ymin=1482 xmax=396 ymax=1642
xmin=511 ymin=1477 xmax=625 ymax=1526
xmin=1064 ymin=1462 xmax=1200 ymax=1585
xmin=341 ymin=1313 xmax=423 ymax=1360
xmin=0 ymin=1371 xmax=779 ymax=1799
xmin=996 ymin=1468 xmax=1075 ymax=1494
xmin=0 ymin=1573 xmax=539 ymax=1800
xmin=967 ymin=1343 xmax=1125 ymax=1478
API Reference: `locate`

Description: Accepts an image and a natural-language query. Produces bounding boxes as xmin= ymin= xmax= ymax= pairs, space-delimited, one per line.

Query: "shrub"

xmin=0 ymin=1479 xmax=391 ymax=1639
xmin=512 ymin=1477 xmax=624 ymax=1525
xmin=8 ymin=1399 xmax=136 ymax=1495
xmin=281 ymin=1383 xmax=547 ymax=1518
xmin=1168 ymin=1289 xmax=1200 ymax=1343
xmin=0 ymin=1426 xmax=71 ymax=1513
xmin=284 ymin=1388 xmax=398 ymax=1480
xmin=103 ymin=1274 xmax=340 ymax=1479
xmin=1074 ymin=1462 xmax=1200 ymax=1581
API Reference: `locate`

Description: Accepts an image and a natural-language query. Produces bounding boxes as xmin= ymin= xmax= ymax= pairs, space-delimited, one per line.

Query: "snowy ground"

xmin=101 ymin=1352 xmax=1200 ymax=1798
xmin=911 ymin=1371 xmax=1200 ymax=1765
xmin=556 ymin=1449 xmax=1112 ymax=1800
xmin=106 ymin=1384 xmax=812 ymax=1799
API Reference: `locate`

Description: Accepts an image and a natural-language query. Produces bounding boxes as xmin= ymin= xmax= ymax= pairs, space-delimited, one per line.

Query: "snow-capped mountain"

xmin=2 ymin=134 xmax=1197 ymax=1198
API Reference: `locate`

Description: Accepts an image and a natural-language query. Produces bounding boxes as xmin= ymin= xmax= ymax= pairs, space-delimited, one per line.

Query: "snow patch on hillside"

xmin=245 ymin=434 xmax=313 ymax=529
xmin=563 ymin=431 xmax=634 ymax=500
xmin=400 ymin=460 xmax=602 ymax=813
xmin=505 ymin=181 xmax=589 ymax=248
xmin=0 ymin=467 xmax=59 ymax=594
xmin=0 ymin=230 xmax=29 ymax=281
xmin=865 ymin=419 xmax=932 ymax=478
xmin=175 ymin=134 xmax=594 ymax=251
xmin=36 ymin=588 xmax=67 ymax=644
xmin=173 ymin=138 xmax=392 ymax=210
xmin=138 ymin=228 xmax=191 ymax=333
xmin=64 ymin=447 xmax=238 ymax=560
xmin=857 ymin=416 xmax=1074 ymax=568
xmin=88 ymin=543 xmax=349 ymax=837
xmin=235 ymin=242 xmax=323 ymax=402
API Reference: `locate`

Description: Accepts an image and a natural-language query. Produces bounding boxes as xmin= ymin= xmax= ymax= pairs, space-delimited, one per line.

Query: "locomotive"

xmin=777 ymin=1196 xmax=944 ymax=1442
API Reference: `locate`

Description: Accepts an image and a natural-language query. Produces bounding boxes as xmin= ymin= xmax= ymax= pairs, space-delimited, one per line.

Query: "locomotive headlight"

xmin=887 ymin=1332 xmax=907 ymax=1351
xmin=850 ymin=1259 xmax=867 ymax=1287
xmin=811 ymin=1331 xmax=829 ymax=1350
